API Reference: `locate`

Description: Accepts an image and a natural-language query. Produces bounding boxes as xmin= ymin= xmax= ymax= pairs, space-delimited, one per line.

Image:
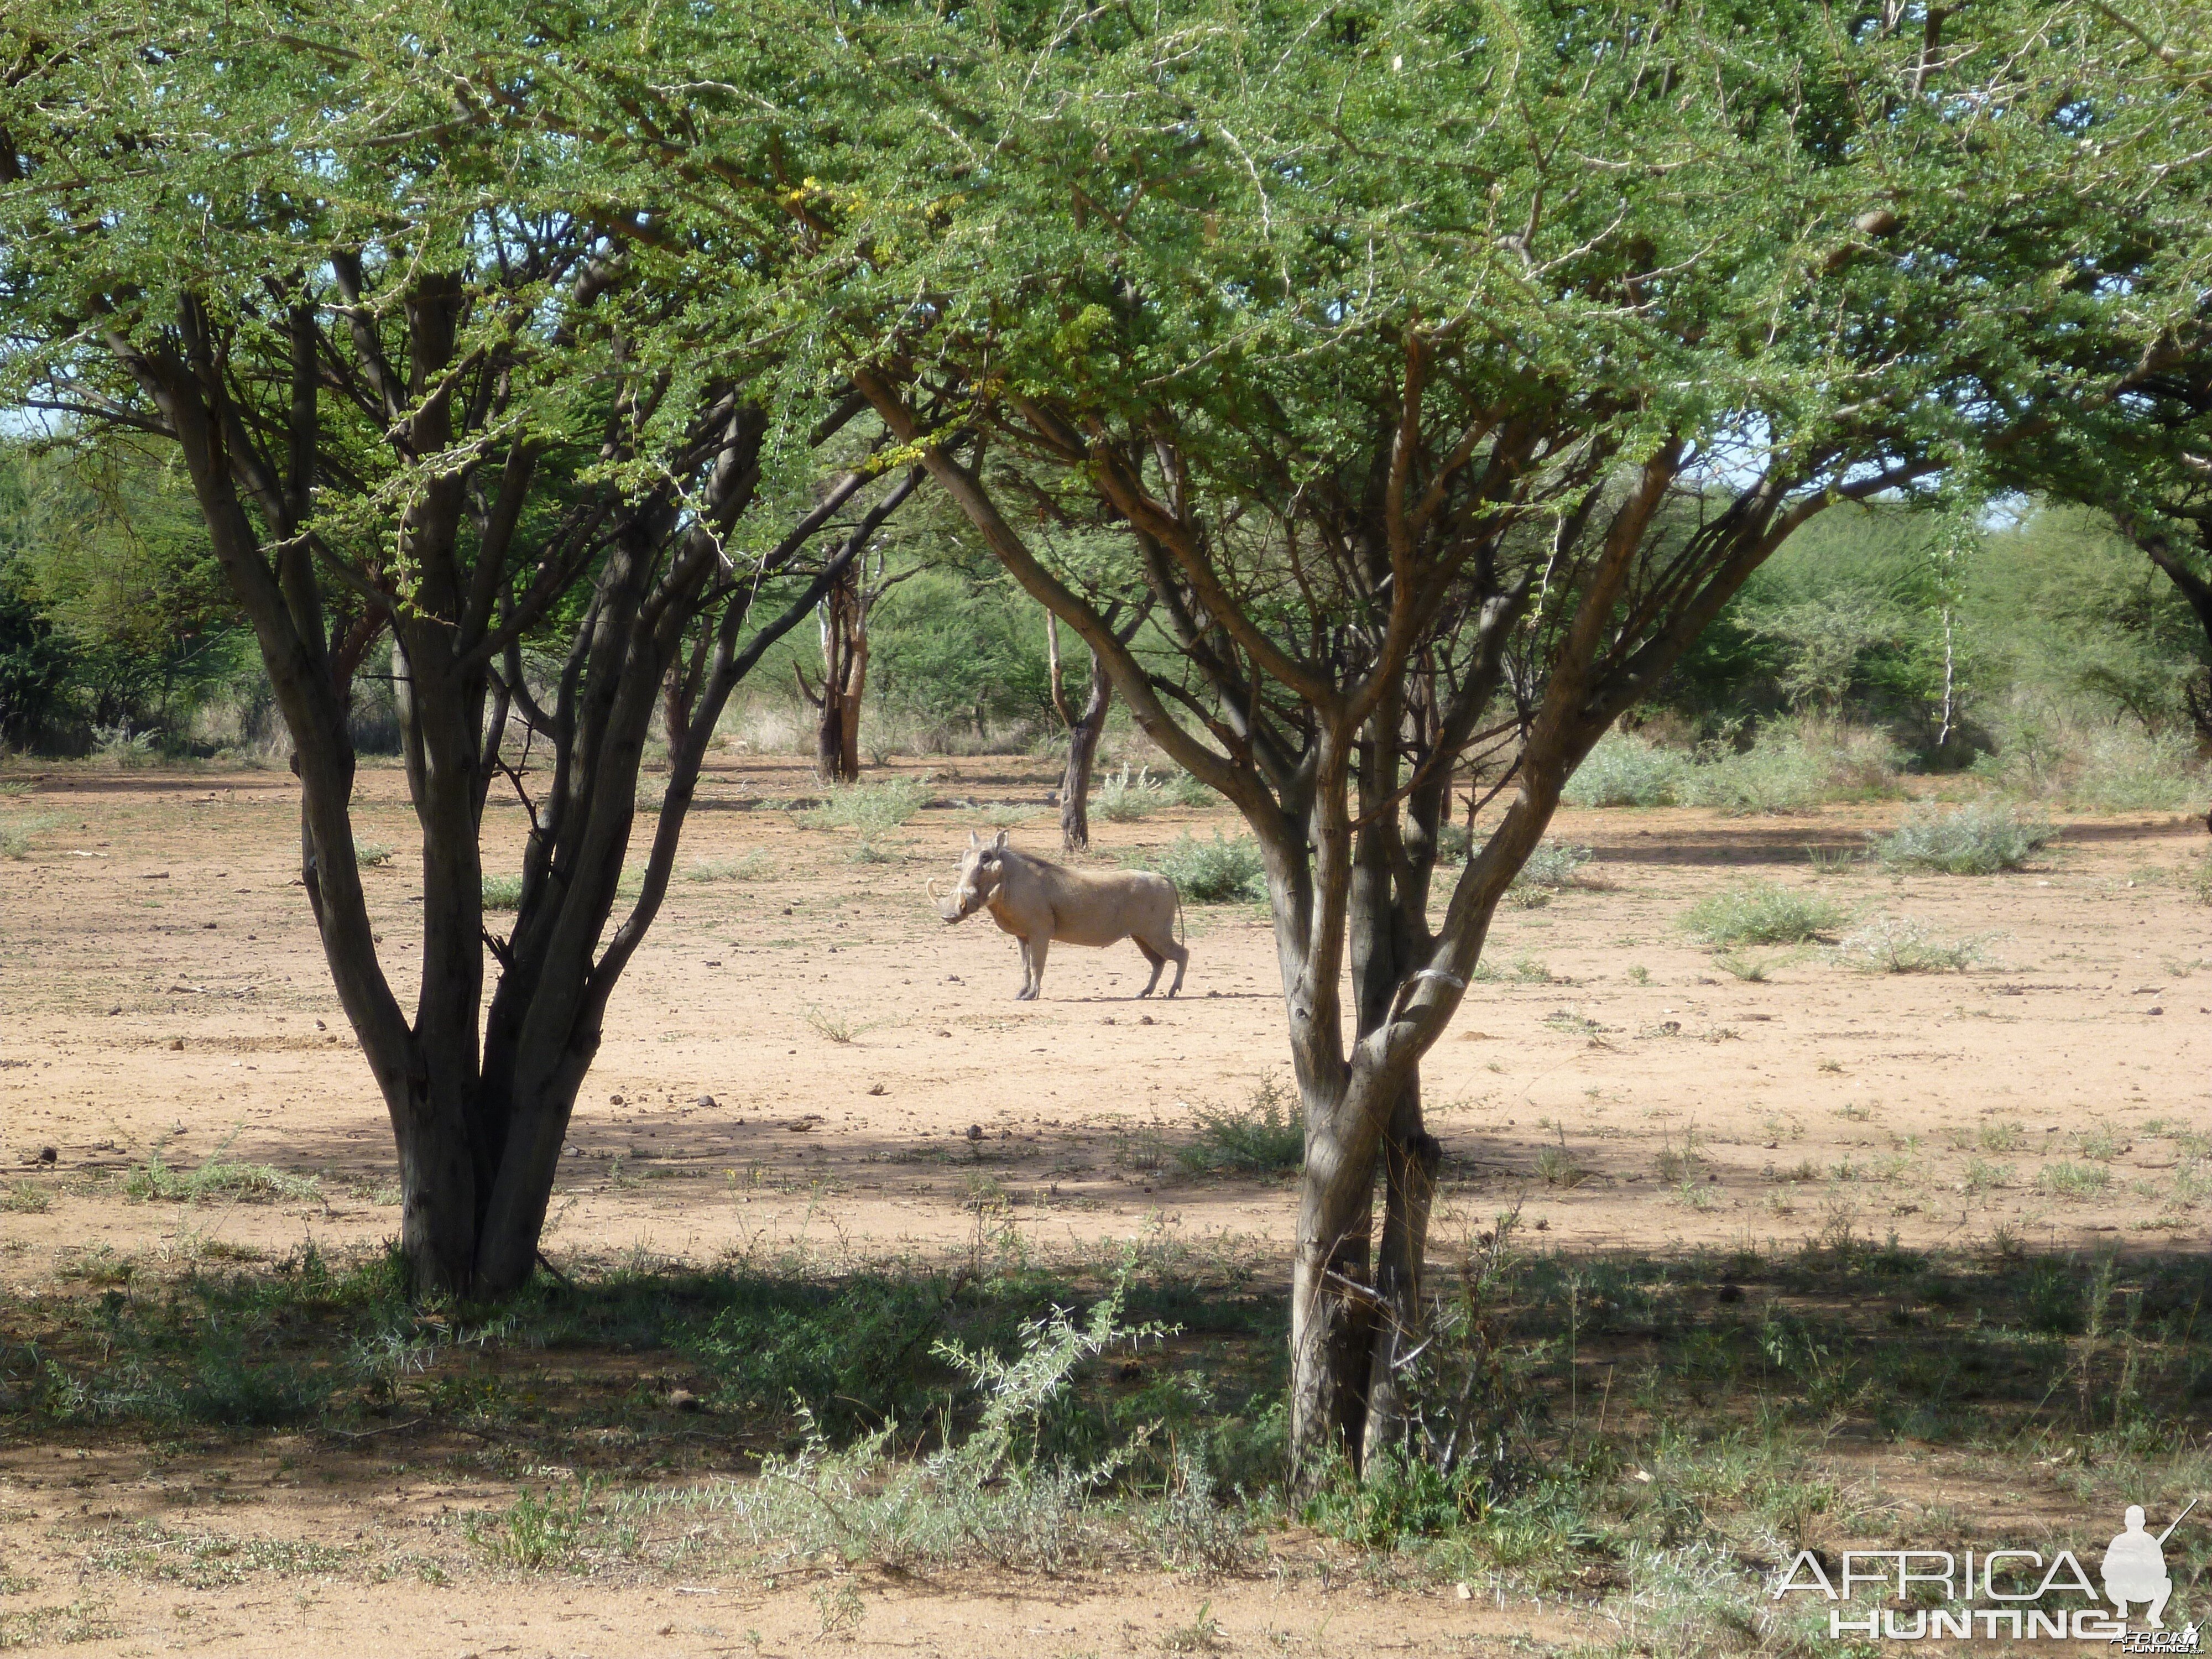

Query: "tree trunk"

xmin=1362 ymin=1100 xmax=1442 ymax=1472
xmin=814 ymin=564 xmax=865 ymax=784
xmin=1288 ymin=1081 xmax=1380 ymax=1475
xmin=1060 ymin=651 xmax=1112 ymax=852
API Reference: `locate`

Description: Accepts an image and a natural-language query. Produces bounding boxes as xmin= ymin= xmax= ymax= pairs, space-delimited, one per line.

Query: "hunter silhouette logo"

xmin=2105 ymin=1501 xmax=2194 ymax=1631
xmin=1773 ymin=1497 xmax=2199 ymax=1645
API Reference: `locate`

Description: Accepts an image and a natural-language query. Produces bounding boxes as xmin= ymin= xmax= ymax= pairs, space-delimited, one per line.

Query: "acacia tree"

xmin=0 ymin=3 xmax=920 ymax=1295
xmin=799 ymin=0 xmax=2152 ymax=1474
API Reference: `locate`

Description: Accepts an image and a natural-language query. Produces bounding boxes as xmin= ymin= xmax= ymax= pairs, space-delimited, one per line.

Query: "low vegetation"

xmin=1562 ymin=726 xmax=1900 ymax=813
xmin=4 ymin=1233 xmax=2205 ymax=1647
xmin=801 ymin=775 xmax=934 ymax=833
xmin=120 ymin=1149 xmax=321 ymax=1205
xmin=0 ymin=812 xmax=59 ymax=859
xmin=685 ymin=850 xmax=773 ymax=883
xmin=1136 ymin=832 xmax=1269 ymax=904
xmin=1834 ymin=915 xmax=1989 ymax=973
xmin=1175 ymin=1077 xmax=1303 ymax=1176
xmin=1872 ymin=800 xmax=2054 ymax=874
xmin=1681 ymin=879 xmax=1846 ymax=946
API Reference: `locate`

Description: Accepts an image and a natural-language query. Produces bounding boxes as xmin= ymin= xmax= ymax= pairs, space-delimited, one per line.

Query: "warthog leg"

xmin=1135 ymin=940 xmax=1166 ymax=998
xmin=1134 ymin=929 xmax=1187 ymax=997
xmin=1020 ymin=933 xmax=1050 ymax=999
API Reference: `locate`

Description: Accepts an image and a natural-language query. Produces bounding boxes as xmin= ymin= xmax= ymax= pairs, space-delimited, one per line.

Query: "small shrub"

xmin=1835 ymin=916 xmax=1986 ymax=973
xmin=356 ymin=842 xmax=395 ymax=869
xmin=1962 ymin=1159 xmax=2012 ymax=1194
xmin=92 ymin=722 xmax=158 ymax=767
xmin=1535 ymin=1138 xmax=1589 ymax=1188
xmin=1562 ymin=731 xmax=1687 ymax=807
xmin=1872 ymin=801 xmax=2053 ymax=874
xmin=2 ymin=1180 xmax=51 ymax=1213
xmin=1177 ymin=1077 xmax=1302 ymax=1175
xmin=481 ymin=873 xmax=524 ymax=910
xmin=1437 ymin=832 xmax=1595 ymax=894
xmin=803 ymin=1006 xmax=858 ymax=1044
xmin=0 ymin=813 xmax=60 ymax=859
xmin=1138 ymin=832 xmax=1268 ymax=904
xmin=1161 ymin=770 xmax=1214 ymax=807
xmin=1715 ymin=951 xmax=1780 ymax=982
xmin=1681 ymin=880 xmax=1845 ymax=946
xmin=1655 ymin=1128 xmax=1705 ymax=1186
xmin=1519 ymin=841 xmax=1595 ymax=888
xmin=1094 ymin=764 xmax=1169 ymax=822
xmin=802 ymin=775 xmax=933 ymax=833
xmin=466 ymin=1482 xmax=591 ymax=1569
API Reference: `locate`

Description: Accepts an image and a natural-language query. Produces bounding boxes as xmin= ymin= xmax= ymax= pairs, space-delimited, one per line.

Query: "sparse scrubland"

xmin=6 ymin=0 xmax=2212 ymax=1648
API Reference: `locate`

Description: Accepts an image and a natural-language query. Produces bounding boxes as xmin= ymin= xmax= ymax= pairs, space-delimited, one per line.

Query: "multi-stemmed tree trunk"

xmin=801 ymin=562 xmax=869 ymax=783
xmin=798 ymin=547 xmax=916 ymax=784
xmin=0 ymin=9 xmax=925 ymax=1295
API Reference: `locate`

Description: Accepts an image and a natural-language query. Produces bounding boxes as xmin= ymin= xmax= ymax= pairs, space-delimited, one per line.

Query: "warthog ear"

xmin=967 ymin=829 xmax=982 ymax=849
xmin=993 ymin=828 xmax=1010 ymax=850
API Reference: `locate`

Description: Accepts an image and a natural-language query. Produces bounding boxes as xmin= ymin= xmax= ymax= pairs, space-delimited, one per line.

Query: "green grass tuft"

xmin=0 ymin=812 xmax=61 ymax=859
xmin=686 ymin=850 xmax=773 ymax=882
xmin=122 ymin=1150 xmax=321 ymax=1204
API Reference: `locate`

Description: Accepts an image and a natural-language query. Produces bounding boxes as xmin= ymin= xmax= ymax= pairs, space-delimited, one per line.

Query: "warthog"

xmin=929 ymin=828 xmax=1187 ymax=1000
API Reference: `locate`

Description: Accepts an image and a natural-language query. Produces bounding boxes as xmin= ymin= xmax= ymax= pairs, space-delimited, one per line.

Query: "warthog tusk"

xmin=926 ymin=879 xmax=941 ymax=902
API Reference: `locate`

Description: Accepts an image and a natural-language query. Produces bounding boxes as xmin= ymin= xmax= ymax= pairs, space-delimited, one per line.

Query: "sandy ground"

xmin=2 ymin=753 xmax=2207 ymax=1653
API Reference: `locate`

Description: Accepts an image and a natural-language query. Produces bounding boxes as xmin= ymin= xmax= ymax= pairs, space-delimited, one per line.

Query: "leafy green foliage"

xmin=1562 ymin=733 xmax=1689 ymax=807
xmin=684 ymin=1277 xmax=947 ymax=1434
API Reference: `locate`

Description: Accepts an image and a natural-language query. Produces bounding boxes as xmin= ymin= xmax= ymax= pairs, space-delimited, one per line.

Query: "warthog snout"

xmin=931 ymin=832 xmax=1005 ymax=924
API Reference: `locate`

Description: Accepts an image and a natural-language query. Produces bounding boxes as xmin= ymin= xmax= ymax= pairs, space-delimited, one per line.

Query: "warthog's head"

xmin=928 ymin=828 xmax=1009 ymax=923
